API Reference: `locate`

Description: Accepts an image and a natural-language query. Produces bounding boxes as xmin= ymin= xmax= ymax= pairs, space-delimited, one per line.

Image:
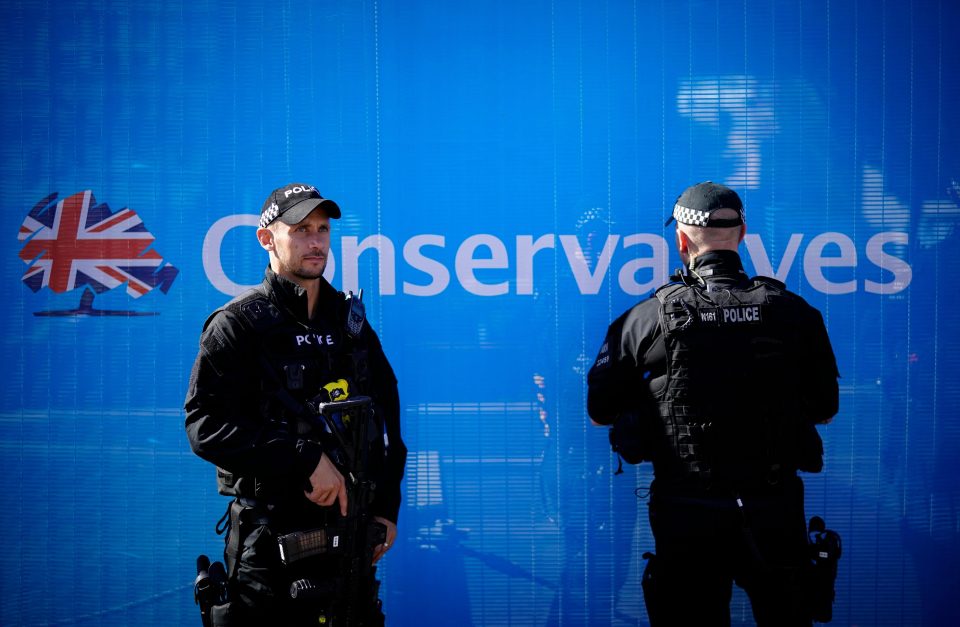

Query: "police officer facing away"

xmin=185 ymin=183 xmax=406 ymax=626
xmin=587 ymin=182 xmax=839 ymax=626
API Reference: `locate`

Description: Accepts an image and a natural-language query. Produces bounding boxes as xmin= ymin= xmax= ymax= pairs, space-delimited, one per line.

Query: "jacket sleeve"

xmin=586 ymin=299 xmax=661 ymax=425
xmin=184 ymin=310 xmax=323 ymax=483
xmin=797 ymin=304 xmax=841 ymax=424
xmin=363 ymin=325 xmax=407 ymax=524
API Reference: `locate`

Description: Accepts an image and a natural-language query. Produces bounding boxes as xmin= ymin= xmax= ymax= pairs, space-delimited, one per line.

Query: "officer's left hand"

xmin=372 ymin=516 xmax=397 ymax=565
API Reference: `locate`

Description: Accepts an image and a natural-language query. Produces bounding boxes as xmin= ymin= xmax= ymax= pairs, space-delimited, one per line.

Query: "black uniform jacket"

xmin=587 ymin=250 xmax=839 ymax=429
xmin=185 ymin=267 xmax=406 ymax=523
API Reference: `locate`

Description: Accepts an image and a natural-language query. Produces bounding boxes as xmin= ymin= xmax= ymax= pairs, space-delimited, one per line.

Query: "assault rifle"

xmin=277 ymin=395 xmax=387 ymax=626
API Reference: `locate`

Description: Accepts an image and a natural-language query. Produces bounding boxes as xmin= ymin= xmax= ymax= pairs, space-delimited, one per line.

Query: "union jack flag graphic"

xmin=17 ymin=190 xmax=178 ymax=298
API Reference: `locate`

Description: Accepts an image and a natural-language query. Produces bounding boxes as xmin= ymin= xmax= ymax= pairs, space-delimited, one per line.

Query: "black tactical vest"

xmin=652 ymin=276 xmax=823 ymax=489
xmin=208 ymin=284 xmax=381 ymax=500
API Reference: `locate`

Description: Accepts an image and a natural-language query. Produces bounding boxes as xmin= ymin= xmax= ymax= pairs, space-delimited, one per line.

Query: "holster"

xmin=209 ymin=601 xmax=238 ymax=627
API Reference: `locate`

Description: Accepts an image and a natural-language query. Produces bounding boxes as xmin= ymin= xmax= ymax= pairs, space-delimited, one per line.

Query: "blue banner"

xmin=1 ymin=1 xmax=958 ymax=625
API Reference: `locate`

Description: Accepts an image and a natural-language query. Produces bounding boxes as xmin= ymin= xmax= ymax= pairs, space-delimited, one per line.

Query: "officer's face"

xmin=259 ymin=209 xmax=332 ymax=282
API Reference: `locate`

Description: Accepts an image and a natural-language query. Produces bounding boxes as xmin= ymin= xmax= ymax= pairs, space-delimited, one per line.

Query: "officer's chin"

xmin=293 ymin=264 xmax=326 ymax=280
xmin=305 ymin=254 xmax=327 ymax=267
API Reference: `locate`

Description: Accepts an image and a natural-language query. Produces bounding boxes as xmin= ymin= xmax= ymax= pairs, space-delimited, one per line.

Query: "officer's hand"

xmin=304 ymin=454 xmax=349 ymax=516
xmin=371 ymin=516 xmax=397 ymax=565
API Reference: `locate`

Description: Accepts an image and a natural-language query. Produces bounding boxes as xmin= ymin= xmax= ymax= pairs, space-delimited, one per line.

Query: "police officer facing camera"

xmin=185 ymin=183 xmax=406 ymax=626
xmin=587 ymin=182 xmax=839 ymax=626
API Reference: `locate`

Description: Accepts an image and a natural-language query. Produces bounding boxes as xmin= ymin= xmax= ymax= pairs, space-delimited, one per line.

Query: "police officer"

xmin=185 ymin=183 xmax=406 ymax=626
xmin=587 ymin=182 xmax=839 ymax=626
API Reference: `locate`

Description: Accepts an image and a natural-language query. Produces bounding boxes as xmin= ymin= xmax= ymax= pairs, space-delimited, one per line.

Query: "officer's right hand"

xmin=304 ymin=453 xmax=348 ymax=516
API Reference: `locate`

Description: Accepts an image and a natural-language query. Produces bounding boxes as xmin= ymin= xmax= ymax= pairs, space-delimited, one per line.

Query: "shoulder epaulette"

xmin=655 ymin=282 xmax=690 ymax=304
xmin=204 ymin=286 xmax=281 ymax=333
xmin=750 ymin=275 xmax=786 ymax=290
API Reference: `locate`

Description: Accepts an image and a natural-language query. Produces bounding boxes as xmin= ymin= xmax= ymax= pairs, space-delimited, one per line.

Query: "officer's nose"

xmin=307 ymin=232 xmax=328 ymax=249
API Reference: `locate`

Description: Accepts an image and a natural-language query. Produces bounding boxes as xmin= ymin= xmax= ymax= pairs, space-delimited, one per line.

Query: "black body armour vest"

xmin=652 ymin=276 xmax=823 ymax=490
xmin=210 ymin=284 xmax=383 ymax=501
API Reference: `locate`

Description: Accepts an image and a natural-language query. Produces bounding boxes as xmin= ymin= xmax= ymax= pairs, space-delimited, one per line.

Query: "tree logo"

xmin=18 ymin=190 xmax=178 ymax=316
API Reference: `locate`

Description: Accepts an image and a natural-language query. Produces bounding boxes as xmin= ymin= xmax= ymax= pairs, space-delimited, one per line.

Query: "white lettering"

xmin=803 ymin=232 xmax=858 ymax=295
xmin=403 ymin=234 xmax=449 ymax=296
xmin=202 ymin=214 xmax=260 ymax=297
xmin=744 ymin=233 xmax=804 ymax=282
xmin=618 ymin=234 xmax=669 ymax=295
xmin=201 ymin=216 xmax=915 ymax=298
xmin=342 ymin=235 xmax=396 ymax=296
xmin=455 ymin=234 xmax=510 ymax=296
xmin=294 ymin=333 xmax=335 ymax=346
xmin=516 ymin=235 xmax=555 ymax=295
xmin=722 ymin=306 xmax=760 ymax=323
xmin=284 ymin=185 xmax=316 ymax=198
xmin=865 ymin=232 xmax=912 ymax=294
xmin=559 ymin=234 xmax=619 ymax=295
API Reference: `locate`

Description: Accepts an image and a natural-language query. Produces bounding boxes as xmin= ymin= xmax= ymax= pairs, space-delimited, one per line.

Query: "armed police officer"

xmin=587 ymin=182 xmax=839 ymax=626
xmin=185 ymin=183 xmax=406 ymax=626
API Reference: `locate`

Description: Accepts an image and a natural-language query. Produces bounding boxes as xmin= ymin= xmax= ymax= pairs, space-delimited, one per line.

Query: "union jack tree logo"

xmin=17 ymin=190 xmax=178 ymax=316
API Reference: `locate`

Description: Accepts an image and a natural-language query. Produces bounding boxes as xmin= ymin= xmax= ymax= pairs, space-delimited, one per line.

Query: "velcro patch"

xmin=240 ymin=298 xmax=280 ymax=328
xmin=698 ymin=308 xmax=721 ymax=325
xmin=594 ymin=341 xmax=611 ymax=368
xmin=720 ymin=304 xmax=763 ymax=324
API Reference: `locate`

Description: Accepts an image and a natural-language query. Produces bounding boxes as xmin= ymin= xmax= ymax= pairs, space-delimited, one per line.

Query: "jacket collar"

xmin=691 ymin=250 xmax=745 ymax=275
xmin=263 ymin=266 xmax=339 ymax=323
xmin=690 ymin=250 xmax=750 ymax=288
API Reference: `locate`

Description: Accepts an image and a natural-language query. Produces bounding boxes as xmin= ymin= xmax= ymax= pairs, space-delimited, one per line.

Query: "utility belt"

xmin=196 ymin=497 xmax=387 ymax=626
xmin=650 ymin=467 xmax=800 ymax=499
xmin=216 ymin=468 xmax=322 ymax=503
xmin=221 ymin=497 xmax=385 ymax=577
xmin=217 ymin=478 xmax=377 ymax=509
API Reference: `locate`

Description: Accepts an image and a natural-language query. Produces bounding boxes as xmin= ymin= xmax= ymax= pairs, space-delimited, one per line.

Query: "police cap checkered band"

xmin=672 ymin=204 xmax=711 ymax=226
xmin=259 ymin=182 xmax=341 ymax=228
xmin=665 ymin=181 xmax=744 ymax=228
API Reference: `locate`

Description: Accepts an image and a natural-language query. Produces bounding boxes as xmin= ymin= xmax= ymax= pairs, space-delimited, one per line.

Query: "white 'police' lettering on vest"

xmin=295 ymin=333 xmax=336 ymax=347
xmin=720 ymin=305 xmax=763 ymax=324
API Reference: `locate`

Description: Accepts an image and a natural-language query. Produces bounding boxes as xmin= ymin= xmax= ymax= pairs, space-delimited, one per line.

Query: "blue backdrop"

xmin=2 ymin=1 xmax=958 ymax=625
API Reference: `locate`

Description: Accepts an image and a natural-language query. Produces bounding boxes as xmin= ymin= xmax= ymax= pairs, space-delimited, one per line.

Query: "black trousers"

xmin=645 ymin=477 xmax=811 ymax=627
xmin=211 ymin=499 xmax=384 ymax=627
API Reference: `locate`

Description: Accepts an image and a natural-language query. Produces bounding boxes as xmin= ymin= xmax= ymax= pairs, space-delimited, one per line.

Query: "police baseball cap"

xmin=259 ymin=182 xmax=341 ymax=228
xmin=665 ymin=181 xmax=745 ymax=228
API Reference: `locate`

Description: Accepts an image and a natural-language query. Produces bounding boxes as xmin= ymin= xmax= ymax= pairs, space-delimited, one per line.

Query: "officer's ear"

xmin=257 ymin=226 xmax=275 ymax=252
xmin=676 ymin=228 xmax=689 ymax=254
xmin=738 ymin=223 xmax=747 ymax=244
